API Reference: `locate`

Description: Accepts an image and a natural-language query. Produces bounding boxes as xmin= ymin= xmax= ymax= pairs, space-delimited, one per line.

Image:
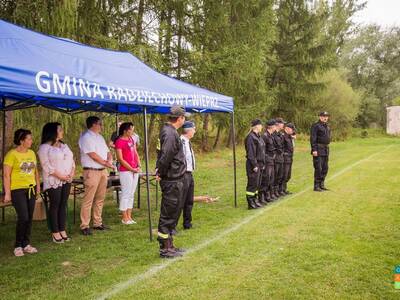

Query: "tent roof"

xmin=0 ymin=19 xmax=233 ymax=114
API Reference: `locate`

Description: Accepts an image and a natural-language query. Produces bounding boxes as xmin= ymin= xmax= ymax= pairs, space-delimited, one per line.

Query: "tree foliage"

xmin=0 ymin=0 xmax=378 ymax=153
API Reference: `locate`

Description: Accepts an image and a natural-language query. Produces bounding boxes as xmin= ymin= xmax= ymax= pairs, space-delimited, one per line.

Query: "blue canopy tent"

xmin=0 ymin=19 xmax=237 ymax=240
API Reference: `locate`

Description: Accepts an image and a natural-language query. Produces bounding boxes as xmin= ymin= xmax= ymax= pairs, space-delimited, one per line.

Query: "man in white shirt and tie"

xmin=178 ymin=121 xmax=196 ymax=230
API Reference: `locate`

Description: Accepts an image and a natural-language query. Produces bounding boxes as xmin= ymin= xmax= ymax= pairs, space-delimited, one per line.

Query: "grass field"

xmin=1 ymin=137 xmax=400 ymax=299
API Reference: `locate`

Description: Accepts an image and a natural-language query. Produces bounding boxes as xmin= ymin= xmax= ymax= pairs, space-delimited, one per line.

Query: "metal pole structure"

xmin=1 ymin=98 xmax=6 ymax=193
xmin=142 ymin=107 xmax=153 ymax=241
xmin=231 ymin=112 xmax=237 ymax=208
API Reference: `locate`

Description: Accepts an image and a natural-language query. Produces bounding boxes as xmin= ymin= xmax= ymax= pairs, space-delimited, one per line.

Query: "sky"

xmin=353 ymin=0 xmax=400 ymax=27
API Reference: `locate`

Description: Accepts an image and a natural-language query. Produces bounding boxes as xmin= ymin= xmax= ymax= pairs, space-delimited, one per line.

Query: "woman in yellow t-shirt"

xmin=3 ymin=129 xmax=41 ymax=257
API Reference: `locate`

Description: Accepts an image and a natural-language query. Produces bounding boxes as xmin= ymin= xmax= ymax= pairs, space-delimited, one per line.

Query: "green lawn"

xmin=1 ymin=137 xmax=400 ymax=299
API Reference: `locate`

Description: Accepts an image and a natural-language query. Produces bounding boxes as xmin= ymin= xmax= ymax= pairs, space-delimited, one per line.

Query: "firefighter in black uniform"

xmin=245 ymin=119 xmax=265 ymax=209
xmin=282 ymin=123 xmax=296 ymax=194
xmin=156 ymin=105 xmax=189 ymax=258
xmin=310 ymin=111 xmax=331 ymax=192
xmin=273 ymin=118 xmax=285 ymax=197
xmin=260 ymin=119 xmax=277 ymax=202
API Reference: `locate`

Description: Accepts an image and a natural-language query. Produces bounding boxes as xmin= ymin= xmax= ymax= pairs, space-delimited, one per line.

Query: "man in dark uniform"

xmin=245 ymin=119 xmax=265 ymax=209
xmin=273 ymin=118 xmax=285 ymax=197
xmin=310 ymin=111 xmax=331 ymax=192
xmin=156 ymin=105 xmax=189 ymax=258
xmin=282 ymin=123 xmax=296 ymax=194
xmin=260 ymin=119 xmax=277 ymax=202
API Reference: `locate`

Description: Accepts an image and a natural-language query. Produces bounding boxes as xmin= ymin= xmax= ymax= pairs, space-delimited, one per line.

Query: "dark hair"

xmin=168 ymin=116 xmax=179 ymax=122
xmin=13 ymin=129 xmax=32 ymax=146
xmin=118 ymin=122 xmax=133 ymax=137
xmin=86 ymin=116 xmax=100 ymax=129
xmin=41 ymin=122 xmax=62 ymax=145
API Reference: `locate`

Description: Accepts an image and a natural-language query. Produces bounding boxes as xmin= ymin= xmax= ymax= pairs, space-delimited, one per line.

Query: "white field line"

xmin=96 ymin=145 xmax=393 ymax=300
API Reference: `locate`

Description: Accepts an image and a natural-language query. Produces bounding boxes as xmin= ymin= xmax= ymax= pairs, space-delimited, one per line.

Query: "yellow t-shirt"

xmin=3 ymin=149 xmax=37 ymax=190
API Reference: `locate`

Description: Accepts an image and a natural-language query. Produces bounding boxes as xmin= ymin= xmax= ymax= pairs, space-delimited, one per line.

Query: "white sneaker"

xmin=127 ymin=219 xmax=137 ymax=225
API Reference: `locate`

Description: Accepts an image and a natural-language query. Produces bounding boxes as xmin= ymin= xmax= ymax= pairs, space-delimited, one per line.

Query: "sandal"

xmin=23 ymin=245 xmax=38 ymax=254
xmin=14 ymin=247 xmax=24 ymax=257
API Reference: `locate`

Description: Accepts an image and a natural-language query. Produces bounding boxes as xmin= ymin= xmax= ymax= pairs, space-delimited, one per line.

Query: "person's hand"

xmin=69 ymin=171 xmax=75 ymax=182
xmin=292 ymin=134 xmax=297 ymax=139
xmin=104 ymin=161 xmax=114 ymax=169
xmin=312 ymin=151 xmax=318 ymax=157
xmin=253 ymin=167 xmax=259 ymax=172
xmin=4 ymin=192 xmax=11 ymax=203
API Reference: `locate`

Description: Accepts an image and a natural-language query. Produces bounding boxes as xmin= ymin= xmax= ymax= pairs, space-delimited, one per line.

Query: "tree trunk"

xmin=213 ymin=123 xmax=222 ymax=150
xmin=201 ymin=113 xmax=210 ymax=151
xmin=135 ymin=0 xmax=145 ymax=46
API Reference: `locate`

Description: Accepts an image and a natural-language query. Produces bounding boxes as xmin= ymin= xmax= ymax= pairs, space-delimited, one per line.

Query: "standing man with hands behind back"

xmin=156 ymin=105 xmax=190 ymax=258
xmin=310 ymin=111 xmax=331 ymax=192
xmin=78 ymin=116 xmax=114 ymax=236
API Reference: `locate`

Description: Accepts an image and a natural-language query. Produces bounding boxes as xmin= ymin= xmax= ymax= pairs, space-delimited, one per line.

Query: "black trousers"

xmin=282 ymin=160 xmax=293 ymax=190
xmin=177 ymin=172 xmax=195 ymax=229
xmin=246 ymin=160 xmax=261 ymax=197
xmin=158 ymin=178 xmax=184 ymax=239
xmin=261 ymin=163 xmax=274 ymax=194
xmin=274 ymin=161 xmax=284 ymax=189
xmin=11 ymin=188 xmax=36 ymax=248
xmin=313 ymin=155 xmax=329 ymax=184
xmin=46 ymin=183 xmax=71 ymax=233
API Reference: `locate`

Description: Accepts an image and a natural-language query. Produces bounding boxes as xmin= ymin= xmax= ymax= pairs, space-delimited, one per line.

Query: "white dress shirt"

xmin=180 ymin=135 xmax=195 ymax=172
xmin=79 ymin=129 xmax=109 ymax=168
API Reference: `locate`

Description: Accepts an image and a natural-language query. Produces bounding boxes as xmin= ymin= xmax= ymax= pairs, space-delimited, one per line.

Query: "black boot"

xmin=279 ymin=184 xmax=286 ymax=196
xmin=169 ymin=237 xmax=185 ymax=254
xmin=274 ymin=186 xmax=281 ymax=198
xmin=247 ymin=195 xmax=258 ymax=209
xmin=265 ymin=191 xmax=272 ymax=202
xmin=314 ymin=182 xmax=323 ymax=192
xmin=158 ymin=237 xmax=182 ymax=259
xmin=320 ymin=181 xmax=329 ymax=191
xmin=254 ymin=195 xmax=263 ymax=207
xmin=269 ymin=189 xmax=277 ymax=201
xmin=258 ymin=192 xmax=268 ymax=205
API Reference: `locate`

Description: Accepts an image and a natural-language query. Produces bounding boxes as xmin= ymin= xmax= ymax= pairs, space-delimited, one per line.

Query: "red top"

xmin=115 ymin=137 xmax=139 ymax=172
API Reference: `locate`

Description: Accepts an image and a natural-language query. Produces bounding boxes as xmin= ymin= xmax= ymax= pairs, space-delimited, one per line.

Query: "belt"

xmin=83 ymin=167 xmax=105 ymax=171
xmin=185 ymin=171 xmax=193 ymax=174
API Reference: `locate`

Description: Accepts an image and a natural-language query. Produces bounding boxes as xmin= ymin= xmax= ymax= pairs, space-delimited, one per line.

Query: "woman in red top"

xmin=115 ymin=122 xmax=141 ymax=225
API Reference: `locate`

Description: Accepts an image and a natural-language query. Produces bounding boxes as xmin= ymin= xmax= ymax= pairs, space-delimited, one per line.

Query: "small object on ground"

xmin=194 ymin=196 xmax=220 ymax=203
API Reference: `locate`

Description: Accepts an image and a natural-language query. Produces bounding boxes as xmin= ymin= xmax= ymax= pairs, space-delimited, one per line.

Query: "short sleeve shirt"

xmin=114 ymin=137 xmax=139 ymax=171
xmin=4 ymin=149 xmax=37 ymax=190
xmin=78 ymin=130 xmax=109 ymax=168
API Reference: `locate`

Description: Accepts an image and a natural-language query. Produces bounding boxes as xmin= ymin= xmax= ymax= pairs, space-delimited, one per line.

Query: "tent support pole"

xmin=1 ymin=98 xmax=5 ymax=192
xmin=142 ymin=107 xmax=153 ymax=241
xmin=231 ymin=112 xmax=237 ymax=208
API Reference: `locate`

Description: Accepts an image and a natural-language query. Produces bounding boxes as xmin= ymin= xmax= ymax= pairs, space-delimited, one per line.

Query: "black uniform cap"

xmin=275 ymin=117 xmax=285 ymax=124
xmin=266 ymin=119 xmax=276 ymax=126
xmin=251 ymin=119 xmax=262 ymax=127
xmin=319 ymin=111 xmax=330 ymax=116
xmin=285 ymin=122 xmax=296 ymax=130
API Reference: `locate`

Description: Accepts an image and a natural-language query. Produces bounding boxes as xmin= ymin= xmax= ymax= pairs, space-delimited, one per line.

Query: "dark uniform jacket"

xmin=261 ymin=130 xmax=276 ymax=165
xmin=245 ymin=131 xmax=265 ymax=169
xmin=273 ymin=131 xmax=284 ymax=163
xmin=156 ymin=123 xmax=186 ymax=180
xmin=283 ymin=133 xmax=294 ymax=163
xmin=310 ymin=121 xmax=331 ymax=156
